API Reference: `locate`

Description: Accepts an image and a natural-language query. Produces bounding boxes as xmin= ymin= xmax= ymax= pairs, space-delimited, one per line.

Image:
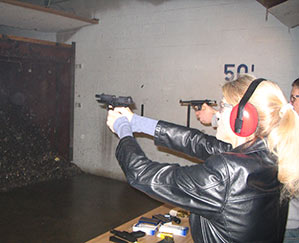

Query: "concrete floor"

xmin=0 ymin=173 xmax=161 ymax=243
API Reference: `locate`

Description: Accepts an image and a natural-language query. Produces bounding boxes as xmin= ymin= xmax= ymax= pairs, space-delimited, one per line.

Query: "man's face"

xmin=290 ymin=86 xmax=299 ymax=115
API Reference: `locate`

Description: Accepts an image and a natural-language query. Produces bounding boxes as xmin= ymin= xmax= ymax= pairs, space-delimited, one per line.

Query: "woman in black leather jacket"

xmin=106 ymin=75 xmax=299 ymax=243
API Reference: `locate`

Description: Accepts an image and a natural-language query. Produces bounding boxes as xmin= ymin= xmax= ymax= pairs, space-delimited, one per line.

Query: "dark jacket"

xmin=116 ymin=120 xmax=288 ymax=243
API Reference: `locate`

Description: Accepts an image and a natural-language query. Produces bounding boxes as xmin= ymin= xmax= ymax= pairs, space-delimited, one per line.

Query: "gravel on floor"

xmin=0 ymin=103 xmax=82 ymax=192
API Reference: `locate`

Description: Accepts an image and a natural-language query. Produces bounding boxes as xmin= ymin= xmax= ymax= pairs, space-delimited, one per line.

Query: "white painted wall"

xmin=62 ymin=0 xmax=299 ymax=181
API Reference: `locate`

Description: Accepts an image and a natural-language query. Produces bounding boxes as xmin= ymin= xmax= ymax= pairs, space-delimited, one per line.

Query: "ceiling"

xmin=257 ymin=0 xmax=299 ymax=28
xmin=0 ymin=0 xmax=98 ymax=33
xmin=0 ymin=0 xmax=297 ymax=34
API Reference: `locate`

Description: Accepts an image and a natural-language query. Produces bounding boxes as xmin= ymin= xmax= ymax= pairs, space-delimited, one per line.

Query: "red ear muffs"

xmin=230 ymin=103 xmax=258 ymax=137
xmin=229 ymin=78 xmax=265 ymax=137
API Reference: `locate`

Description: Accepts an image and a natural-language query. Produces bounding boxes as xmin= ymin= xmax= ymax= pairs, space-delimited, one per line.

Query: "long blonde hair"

xmin=223 ymin=74 xmax=299 ymax=198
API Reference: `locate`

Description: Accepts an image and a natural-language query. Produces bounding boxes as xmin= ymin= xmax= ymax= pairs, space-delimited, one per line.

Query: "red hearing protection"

xmin=229 ymin=78 xmax=265 ymax=137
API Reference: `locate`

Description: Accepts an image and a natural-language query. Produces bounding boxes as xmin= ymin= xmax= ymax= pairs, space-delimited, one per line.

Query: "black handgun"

xmin=110 ymin=229 xmax=145 ymax=242
xmin=95 ymin=93 xmax=134 ymax=110
xmin=179 ymin=99 xmax=217 ymax=127
xmin=179 ymin=99 xmax=217 ymax=111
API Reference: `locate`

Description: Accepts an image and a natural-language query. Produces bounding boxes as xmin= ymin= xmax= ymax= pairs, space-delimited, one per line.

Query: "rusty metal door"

xmin=0 ymin=35 xmax=75 ymax=161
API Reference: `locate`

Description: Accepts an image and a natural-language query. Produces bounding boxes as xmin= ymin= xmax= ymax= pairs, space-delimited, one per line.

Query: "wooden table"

xmin=86 ymin=204 xmax=194 ymax=243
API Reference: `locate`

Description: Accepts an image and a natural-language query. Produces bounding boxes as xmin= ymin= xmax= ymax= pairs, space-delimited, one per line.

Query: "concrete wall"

xmin=61 ymin=0 xmax=299 ymax=181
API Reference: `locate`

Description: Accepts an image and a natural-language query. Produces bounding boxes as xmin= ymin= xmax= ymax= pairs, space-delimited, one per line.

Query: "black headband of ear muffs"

xmin=234 ymin=78 xmax=266 ymax=133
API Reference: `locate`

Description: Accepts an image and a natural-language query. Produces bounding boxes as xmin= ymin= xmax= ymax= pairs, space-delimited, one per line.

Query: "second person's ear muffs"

xmin=229 ymin=78 xmax=266 ymax=137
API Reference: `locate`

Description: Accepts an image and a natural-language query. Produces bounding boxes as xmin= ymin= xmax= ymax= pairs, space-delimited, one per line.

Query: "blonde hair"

xmin=223 ymin=74 xmax=299 ymax=198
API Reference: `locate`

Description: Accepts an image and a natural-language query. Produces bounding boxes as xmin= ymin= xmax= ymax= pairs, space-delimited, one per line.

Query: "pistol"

xmin=95 ymin=93 xmax=134 ymax=110
xmin=179 ymin=99 xmax=217 ymax=127
xmin=110 ymin=229 xmax=145 ymax=242
xmin=179 ymin=99 xmax=217 ymax=111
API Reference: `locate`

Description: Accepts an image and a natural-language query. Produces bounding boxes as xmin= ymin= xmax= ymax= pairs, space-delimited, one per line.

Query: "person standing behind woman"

xmin=284 ymin=78 xmax=299 ymax=243
xmin=290 ymin=78 xmax=299 ymax=115
xmin=106 ymin=75 xmax=299 ymax=242
xmin=194 ymin=102 xmax=218 ymax=127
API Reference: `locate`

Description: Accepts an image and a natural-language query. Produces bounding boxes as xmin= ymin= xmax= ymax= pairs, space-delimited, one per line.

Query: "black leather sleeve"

xmin=116 ymin=136 xmax=230 ymax=216
xmin=154 ymin=120 xmax=232 ymax=161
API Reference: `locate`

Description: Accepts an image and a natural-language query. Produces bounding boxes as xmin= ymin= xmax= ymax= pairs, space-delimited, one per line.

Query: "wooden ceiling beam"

xmin=256 ymin=0 xmax=288 ymax=9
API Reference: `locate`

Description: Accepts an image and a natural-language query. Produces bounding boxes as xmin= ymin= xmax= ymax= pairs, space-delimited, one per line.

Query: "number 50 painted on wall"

xmin=224 ymin=64 xmax=255 ymax=81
